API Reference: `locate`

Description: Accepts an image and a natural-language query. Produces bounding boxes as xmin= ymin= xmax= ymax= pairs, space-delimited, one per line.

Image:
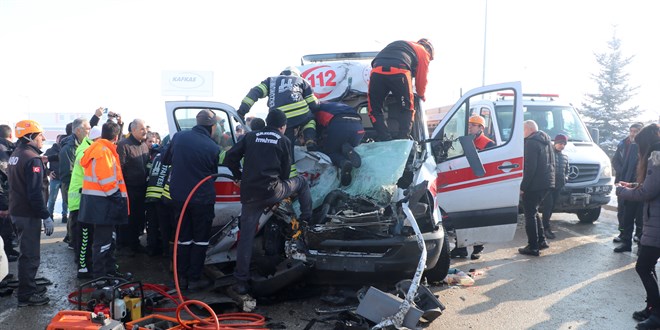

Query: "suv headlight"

xmin=601 ymin=164 xmax=612 ymax=178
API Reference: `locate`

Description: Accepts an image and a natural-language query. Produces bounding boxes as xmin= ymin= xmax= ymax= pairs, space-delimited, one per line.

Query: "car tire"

xmin=577 ymin=207 xmax=601 ymax=223
xmin=424 ymin=230 xmax=451 ymax=283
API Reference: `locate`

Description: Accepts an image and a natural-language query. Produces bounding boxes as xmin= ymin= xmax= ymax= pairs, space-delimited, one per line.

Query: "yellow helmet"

xmin=15 ymin=120 xmax=43 ymax=139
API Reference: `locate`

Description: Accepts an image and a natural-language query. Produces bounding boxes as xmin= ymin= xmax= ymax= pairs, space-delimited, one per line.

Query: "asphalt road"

xmin=0 ymin=206 xmax=648 ymax=329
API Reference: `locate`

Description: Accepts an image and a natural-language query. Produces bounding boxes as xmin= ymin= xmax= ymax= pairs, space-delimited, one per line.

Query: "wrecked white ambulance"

xmin=165 ymin=52 xmax=524 ymax=295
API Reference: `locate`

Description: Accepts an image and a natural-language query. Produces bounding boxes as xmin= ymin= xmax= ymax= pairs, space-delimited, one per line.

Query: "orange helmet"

xmin=15 ymin=120 xmax=44 ymax=139
xmin=418 ymin=38 xmax=434 ymax=60
xmin=469 ymin=115 xmax=486 ymax=127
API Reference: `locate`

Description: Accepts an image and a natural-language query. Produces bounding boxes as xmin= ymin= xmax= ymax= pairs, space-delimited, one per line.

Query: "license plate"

xmin=586 ymin=186 xmax=612 ymax=194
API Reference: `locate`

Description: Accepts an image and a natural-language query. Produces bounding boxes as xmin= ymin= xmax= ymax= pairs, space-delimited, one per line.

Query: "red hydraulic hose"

xmin=173 ymin=173 xmax=267 ymax=329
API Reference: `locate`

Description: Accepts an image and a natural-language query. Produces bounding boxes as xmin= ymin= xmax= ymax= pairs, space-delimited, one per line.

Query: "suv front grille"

xmin=567 ymin=163 xmax=599 ymax=183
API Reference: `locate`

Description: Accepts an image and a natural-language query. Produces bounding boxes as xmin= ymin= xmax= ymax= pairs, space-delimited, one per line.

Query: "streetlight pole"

xmin=482 ymin=0 xmax=488 ymax=87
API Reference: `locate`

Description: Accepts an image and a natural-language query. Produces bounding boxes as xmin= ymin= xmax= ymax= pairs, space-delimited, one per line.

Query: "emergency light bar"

xmin=301 ymin=52 xmax=379 ymax=64
xmin=497 ymin=93 xmax=559 ymax=100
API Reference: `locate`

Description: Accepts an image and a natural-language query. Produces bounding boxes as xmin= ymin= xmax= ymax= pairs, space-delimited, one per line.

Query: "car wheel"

xmin=424 ymin=230 xmax=451 ymax=283
xmin=577 ymin=207 xmax=601 ymax=223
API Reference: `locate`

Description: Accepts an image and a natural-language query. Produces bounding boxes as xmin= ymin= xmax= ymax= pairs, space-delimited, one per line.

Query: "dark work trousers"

xmin=62 ymin=180 xmax=73 ymax=244
xmin=234 ymin=176 xmax=312 ymax=282
xmin=617 ymin=195 xmax=626 ymax=234
xmin=70 ymin=211 xmax=79 ymax=263
xmin=11 ymin=216 xmax=42 ymax=301
xmin=621 ymin=200 xmax=643 ymax=246
xmin=284 ymin=115 xmax=316 ymax=152
xmin=145 ymin=202 xmax=162 ymax=255
xmin=77 ymin=217 xmax=94 ymax=272
xmin=119 ymin=184 xmax=146 ymax=250
xmin=1 ymin=215 xmax=15 ymax=255
xmin=158 ymin=200 xmax=175 ymax=257
xmin=636 ymin=245 xmax=660 ymax=310
xmin=522 ymin=190 xmax=548 ymax=250
xmin=321 ymin=116 xmax=365 ymax=167
xmin=367 ymin=68 xmax=414 ymax=140
xmin=174 ymin=202 xmax=214 ymax=281
xmin=541 ymin=188 xmax=561 ymax=230
xmin=92 ymin=224 xmax=116 ymax=279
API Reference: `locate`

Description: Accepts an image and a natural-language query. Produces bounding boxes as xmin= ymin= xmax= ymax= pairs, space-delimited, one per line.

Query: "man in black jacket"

xmin=44 ymin=135 xmax=66 ymax=223
xmin=519 ymin=120 xmax=555 ymax=256
xmin=540 ymin=134 xmax=570 ymax=239
xmin=162 ymin=110 xmax=221 ymax=291
xmin=223 ymin=109 xmax=312 ymax=295
xmin=612 ymin=122 xmax=643 ymax=245
xmin=8 ymin=120 xmax=53 ymax=307
xmin=116 ymin=119 xmax=150 ymax=256
xmin=0 ymin=124 xmax=18 ymax=262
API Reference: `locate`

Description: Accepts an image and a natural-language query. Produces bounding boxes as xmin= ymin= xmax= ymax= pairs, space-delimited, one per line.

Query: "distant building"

xmin=425 ymin=105 xmax=452 ymax=132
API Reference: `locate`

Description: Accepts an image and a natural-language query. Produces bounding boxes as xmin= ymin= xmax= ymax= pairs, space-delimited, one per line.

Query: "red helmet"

xmin=15 ymin=120 xmax=43 ymax=139
xmin=418 ymin=38 xmax=434 ymax=60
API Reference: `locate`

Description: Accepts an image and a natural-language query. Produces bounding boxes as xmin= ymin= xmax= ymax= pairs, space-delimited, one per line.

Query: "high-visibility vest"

xmin=80 ymin=139 xmax=128 ymax=201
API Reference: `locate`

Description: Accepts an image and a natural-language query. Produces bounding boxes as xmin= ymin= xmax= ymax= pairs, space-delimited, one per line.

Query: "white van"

xmin=470 ymin=93 xmax=613 ymax=223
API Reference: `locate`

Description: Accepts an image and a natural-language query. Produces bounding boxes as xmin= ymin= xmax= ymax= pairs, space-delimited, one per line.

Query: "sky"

xmin=1 ymin=0 xmax=658 ymax=134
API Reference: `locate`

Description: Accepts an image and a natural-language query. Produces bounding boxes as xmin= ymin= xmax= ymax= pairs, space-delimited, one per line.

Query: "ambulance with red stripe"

xmin=165 ymin=52 xmax=524 ymax=287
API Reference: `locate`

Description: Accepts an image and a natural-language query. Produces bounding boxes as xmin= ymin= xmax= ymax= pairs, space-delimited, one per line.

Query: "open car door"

xmin=429 ymin=82 xmax=523 ymax=247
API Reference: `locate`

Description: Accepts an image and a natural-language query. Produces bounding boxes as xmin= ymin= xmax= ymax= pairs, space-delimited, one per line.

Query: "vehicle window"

xmin=520 ymin=105 xmax=591 ymax=142
xmin=495 ymin=105 xmax=514 ymax=142
xmin=173 ymin=108 xmax=235 ymax=150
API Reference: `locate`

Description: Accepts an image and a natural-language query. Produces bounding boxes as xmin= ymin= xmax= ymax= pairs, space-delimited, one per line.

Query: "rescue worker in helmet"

xmin=468 ymin=115 xmax=495 ymax=150
xmin=7 ymin=120 xmax=53 ymax=307
xmin=450 ymin=115 xmax=494 ymax=260
xmin=368 ymin=38 xmax=434 ymax=141
xmin=236 ymin=66 xmax=320 ymax=152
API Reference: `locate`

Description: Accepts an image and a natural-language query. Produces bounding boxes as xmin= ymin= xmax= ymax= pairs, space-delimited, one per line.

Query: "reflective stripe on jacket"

xmin=78 ymin=139 xmax=129 ymax=225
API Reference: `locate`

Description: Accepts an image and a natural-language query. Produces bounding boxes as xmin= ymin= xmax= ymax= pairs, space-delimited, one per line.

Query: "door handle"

xmin=498 ymin=163 xmax=520 ymax=170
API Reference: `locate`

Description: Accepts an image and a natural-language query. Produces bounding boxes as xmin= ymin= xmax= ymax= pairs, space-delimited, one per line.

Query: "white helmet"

xmin=280 ymin=66 xmax=301 ymax=77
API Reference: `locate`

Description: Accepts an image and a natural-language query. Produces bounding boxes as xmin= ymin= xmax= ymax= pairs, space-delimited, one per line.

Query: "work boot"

xmin=538 ymin=240 xmax=550 ymax=250
xmin=614 ymin=244 xmax=632 ymax=253
xmin=77 ymin=268 xmax=93 ymax=279
xmin=637 ymin=314 xmax=660 ymax=329
xmin=230 ymin=280 xmax=251 ymax=295
xmin=544 ymin=229 xmax=556 ymax=239
xmin=450 ymin=247 xmax=468 ymax=259
xmin=339 ymin=160 xmax=353 ymax=186
xmin=471 ymin=245 xmax=484 ymax=260
xmin=633 ymin=305 xmax=653 ymax=322
xmin=17 ymin=294 xmax=50 ymax=307
xmin=187 ymin=277 xmax=212 ymax=292
xmin=518 ymin=245 xmax=540 ymax=256
xmin=35 ymin=285 xmax=47 ymax=295
xmin=372 ymin=120 xmax=392 ymax=142
xmin=341 ymin=143 xmax=361 ymax=168
xmin=613 ymin=234 xmax=623 ymax=243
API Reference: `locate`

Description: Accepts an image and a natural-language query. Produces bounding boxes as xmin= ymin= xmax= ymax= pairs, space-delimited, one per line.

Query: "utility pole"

xmin=482 ymin=0 xmax=488 ymax=87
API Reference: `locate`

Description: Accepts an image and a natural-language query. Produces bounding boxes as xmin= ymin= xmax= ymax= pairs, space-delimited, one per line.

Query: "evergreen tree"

xmin=580 ymin=34 xmax=639 ymax=157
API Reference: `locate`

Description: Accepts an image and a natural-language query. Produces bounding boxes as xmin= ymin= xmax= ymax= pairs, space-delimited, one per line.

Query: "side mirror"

xmin=459 ymin=135 xmax=485 ymax=177
xmin=589 ymin=127 xmax=600 ymax=144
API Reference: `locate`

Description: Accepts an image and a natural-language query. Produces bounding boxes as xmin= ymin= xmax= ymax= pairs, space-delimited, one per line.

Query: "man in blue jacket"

xmin=162 ymin=110 xmax=221 ymax=292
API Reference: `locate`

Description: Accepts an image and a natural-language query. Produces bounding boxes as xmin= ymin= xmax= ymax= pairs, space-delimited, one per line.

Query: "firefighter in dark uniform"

xmin=237 ymin=66 xmax=320 ymax=152
xmin=8 ymin=120 xmax=53 ymax=307
xmin=162 ymin=110 xmax=221 ymax=291
xmin=223 ymin=109 xmax=313 ymax=295
xmin=145 ymin=148 xmax=174 ymax=257
xmin=314 ymin=102 xmax=365 ymax=186
xmin=368 ymin=39 xmax=434 ymax=141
